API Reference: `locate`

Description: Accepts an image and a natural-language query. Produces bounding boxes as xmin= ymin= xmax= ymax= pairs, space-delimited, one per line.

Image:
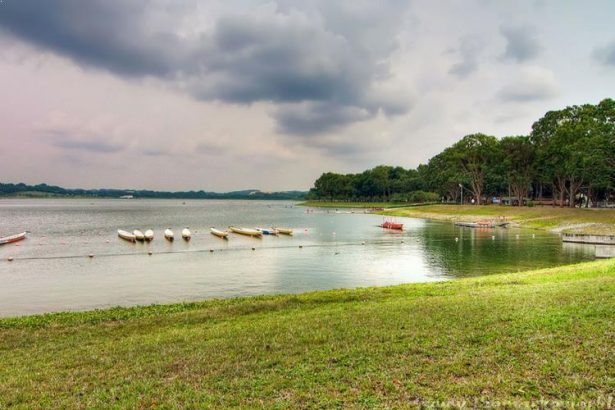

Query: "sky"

xmin=1 ymin=0 xmax=614 ymax=191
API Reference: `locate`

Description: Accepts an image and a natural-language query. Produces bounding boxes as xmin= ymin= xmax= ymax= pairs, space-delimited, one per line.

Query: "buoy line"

xmin=2 ymin=234 xmax=552 ymax=262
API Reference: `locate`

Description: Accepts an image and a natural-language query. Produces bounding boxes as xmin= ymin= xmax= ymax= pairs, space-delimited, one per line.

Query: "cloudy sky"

xmin=1 ymin=0 xmax=614 ymax=191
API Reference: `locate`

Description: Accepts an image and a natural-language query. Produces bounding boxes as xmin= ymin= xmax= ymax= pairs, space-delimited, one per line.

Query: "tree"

xmin=499 ymin=136 xmax=535 ymax=206
xmin=448 ymin=133 xmax=499 ymax=205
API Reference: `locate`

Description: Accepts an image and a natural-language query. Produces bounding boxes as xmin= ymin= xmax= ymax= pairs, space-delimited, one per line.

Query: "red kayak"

xmin=380 ymin=221 xmax=403 ymax=230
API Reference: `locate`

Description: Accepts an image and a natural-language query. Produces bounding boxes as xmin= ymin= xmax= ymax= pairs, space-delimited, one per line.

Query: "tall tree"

xmin=449 ymin=134 xmax=499 ymax=205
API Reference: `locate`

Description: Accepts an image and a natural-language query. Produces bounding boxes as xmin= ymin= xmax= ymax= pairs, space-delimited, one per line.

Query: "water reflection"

xmin=0 ymin=199 xmax=596 ymax=316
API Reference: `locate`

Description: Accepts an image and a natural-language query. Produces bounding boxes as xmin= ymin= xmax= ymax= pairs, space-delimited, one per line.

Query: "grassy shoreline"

xmin=299 ymin=200 xmax=411 ymax=208
xmin=1 ymin=260 xmax=614 ymax=407
xmin=302 ymin=202 xmax=615 ymax=235
xmin=380 ymin=204 xmax=615 ymax=235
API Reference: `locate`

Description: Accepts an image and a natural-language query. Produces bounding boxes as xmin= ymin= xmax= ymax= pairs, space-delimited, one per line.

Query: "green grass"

xmin=299 ymin=200 xmax=412 ymax=208
xmin=383 ymin=204 xmax=615 ymax=234
xmin=1 ymin=260 xmax=614 ymax=408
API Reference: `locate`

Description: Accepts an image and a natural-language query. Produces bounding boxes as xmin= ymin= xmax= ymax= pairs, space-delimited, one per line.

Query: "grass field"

xmin=1 ymin=260 xmax=614 ymax=408
xmin=299 ymin=201 xmax=419 ymax=209
xmin=380 ymin=204 xmax=615 ymax=235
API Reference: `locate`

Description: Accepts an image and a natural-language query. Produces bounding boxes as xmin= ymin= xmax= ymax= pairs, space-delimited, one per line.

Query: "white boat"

xmin=229 ymin=226 xmax=262 ymax=237
xmin=118 ymin=229 xmax=136 ymax=242
xmin=133 ymin=230 xmax=145 ymax=241
xmin=164 ymin=228 xmax=174 ymax=241
xmin=255 ymin=227 xmax=278 ymax=235
xmin=0 ymin=232 xmax=27 ymax=245
xmin=144 ymin=229 xmax=154 ymax=241
xmin=274 ymin=227 xmax=293 ymax=235
xmin=182 ymin=228 xmax=191 ymax=241
xmin=210 ymin=227 xmax=228 ymax=239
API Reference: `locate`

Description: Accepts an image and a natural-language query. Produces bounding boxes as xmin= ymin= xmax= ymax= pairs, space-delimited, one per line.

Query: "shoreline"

xmin=1 ymin=259 xmax=614 ymax=406
xmin=301 ymin=202 xmax=615 ymax=235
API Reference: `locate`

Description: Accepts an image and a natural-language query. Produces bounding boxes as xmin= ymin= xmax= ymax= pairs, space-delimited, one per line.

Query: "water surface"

xmin=0 ymin=199 xmax=595 ymax=316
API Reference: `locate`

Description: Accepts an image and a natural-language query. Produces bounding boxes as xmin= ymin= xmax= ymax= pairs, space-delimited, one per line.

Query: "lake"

xmin=0 ymin=199 xmax=595 ymax=317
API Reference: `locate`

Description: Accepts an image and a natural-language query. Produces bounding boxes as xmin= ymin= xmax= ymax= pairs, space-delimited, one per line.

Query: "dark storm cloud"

xmin=274 ymin=102 xmax=371 ymax=136
xmin=0 ymin=0 xmax=411 ymax=135
xmin=593 ymin=40 xmax=615 ymax=66
xmin=500 ymin=25 xmax=541 ymax=62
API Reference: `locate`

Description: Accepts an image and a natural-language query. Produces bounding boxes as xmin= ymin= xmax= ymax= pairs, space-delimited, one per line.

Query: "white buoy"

xmin=251 ymin=247 xmax=256 ymax=251
xmin=361 ymin=241 xmax=365 ymax=245
xmin=492 ymin=235 xmax=495 ymax=240
xmin=148 ymin=251 xmax=153 ymax=256
xmin=7 ymin=257 xmax=13 ymax=262
xmin=455 ymin=237 xmax=459 ymax=242
xmin=88 ymin=254 xmax=94 ymax=258
xmin=209 ymin=249 xmax=214 ymax=253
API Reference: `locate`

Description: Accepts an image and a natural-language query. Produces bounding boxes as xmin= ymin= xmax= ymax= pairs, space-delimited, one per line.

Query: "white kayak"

xmin=133 ymin=230 xmax=145 ymax=241
xmin=118 ymin=229 xmax=136 ymax=242
xmin=229 ymin=226 xmax=262 ymax=237
xmin=182 ymin=228 xmax=191 ymax=240
xmin=164 ymin=228 xmax=174 ymax=241
xmin=0 ymin=232 xmax=27 ymax=245
xmin=144 ymin=229 xmax=154 ymax=241
xmin=255 ymin=227 xmax=278 ymax=235
xmin=274 ymin=227 xmax=293 ymax=235
xmin=210 ymin=227 xmax=228 ymax=239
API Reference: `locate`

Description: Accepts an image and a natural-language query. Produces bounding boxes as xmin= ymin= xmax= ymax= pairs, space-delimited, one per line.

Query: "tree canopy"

xmin=308 ymin=98 xmax=615 ymax=207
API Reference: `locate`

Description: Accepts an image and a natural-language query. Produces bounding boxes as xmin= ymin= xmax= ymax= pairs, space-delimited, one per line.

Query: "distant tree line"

xmin=308 ymin=99 xmax=615 ymax=207
xmin=0 ymin=183 xmax=306 ymax=200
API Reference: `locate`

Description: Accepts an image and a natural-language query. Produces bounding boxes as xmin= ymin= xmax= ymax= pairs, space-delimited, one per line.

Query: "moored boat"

xmin=380 ymin=221 xmax=403 ymax=230
xmin=210 ymin=227 xmax=228 ymax=239
xmin=455 ymin=221 xmax=510 ymax=229
xmin=255 ymin=227 xmax=278 ymax=235
xmin=182 ymin=228 xmax=191 ymax=241
xmin=118 ymin=229 xmax=136 ymax=242
xmin=0 ymin=232 xmax=27 ymax=245
xmin=274 ymin=227 xmax=293 ymax=235
xmin=144 ymin=229 xmax=154 ymax=241
xmin=133 ymin=230 xmax=145 ymax=241
xmin=229 ymin=226 xmax=262 ymax=237
xmin=164 ymin=228 xmax=174 ymax=241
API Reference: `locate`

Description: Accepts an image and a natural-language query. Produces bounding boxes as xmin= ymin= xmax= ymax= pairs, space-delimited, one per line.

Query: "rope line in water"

xmin=2 ymin=234 xmax=552 ymax=262
xmin=2 ymin=238 xmax=413 ymax=262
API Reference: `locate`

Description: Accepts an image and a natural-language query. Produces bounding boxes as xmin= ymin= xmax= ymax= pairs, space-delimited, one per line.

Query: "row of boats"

xmin=117 ymin=226 xmax=293 ymax=242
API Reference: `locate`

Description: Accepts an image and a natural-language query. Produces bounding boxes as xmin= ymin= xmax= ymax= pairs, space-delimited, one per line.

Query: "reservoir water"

xmin=0 ymin=199 xmax=595 ymax=317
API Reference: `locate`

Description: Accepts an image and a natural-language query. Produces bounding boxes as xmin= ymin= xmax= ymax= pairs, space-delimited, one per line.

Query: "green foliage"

xmin=310 ymin=98 xmax=615 ymax=207
xmin=1 ymin=260 xmax=614 ymax=407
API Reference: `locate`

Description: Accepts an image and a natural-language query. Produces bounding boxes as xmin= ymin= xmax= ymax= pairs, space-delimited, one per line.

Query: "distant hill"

xmin=0 ymin=183 xmax=307 ymax=200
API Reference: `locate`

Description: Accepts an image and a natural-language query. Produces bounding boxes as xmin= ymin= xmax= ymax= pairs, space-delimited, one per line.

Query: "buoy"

xmin=334 ymin=252 xmax=340 ymax=255
xmin=148 ymin=251 xmax=153 ymax=256
xmin=106 ymin=240 xmax=110 ymax=243
xmin=251 ymin=247 xmax=256 ymax=251
xmin=401 ymin=240 xmax=404 ymax=244
xmin=332 ymin=232 xmax=336 ymax=235
xmin=7 ymin=257 xmax=13 ymax=262
xmin=516 ymin=234 xmax=520 ymax=239
xmin=299 ymin=245 xmax=303 ymax=249
xmin=88 ymin=254 xmax=94 ymax=258
xmin=455 ymin=237 xmax=459 ymax=242
xmin=492 ymin=235 xmax=495 ymax=240
xmin=209 ymin=249 xmax=214 ymax=253
xmin=532 ymin=234 xmax=535 ymax=238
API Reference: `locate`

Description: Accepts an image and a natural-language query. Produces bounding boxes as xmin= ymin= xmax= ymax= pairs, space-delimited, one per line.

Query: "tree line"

xmin=0 ymin=183 xmax=306 ymax=200
xmin=308 ymin=98 xmax=615 ymax=207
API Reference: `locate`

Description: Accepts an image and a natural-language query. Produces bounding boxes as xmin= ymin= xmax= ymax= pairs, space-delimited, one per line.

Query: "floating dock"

xmin=561 ymin=233 xmax=615 ymax=245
